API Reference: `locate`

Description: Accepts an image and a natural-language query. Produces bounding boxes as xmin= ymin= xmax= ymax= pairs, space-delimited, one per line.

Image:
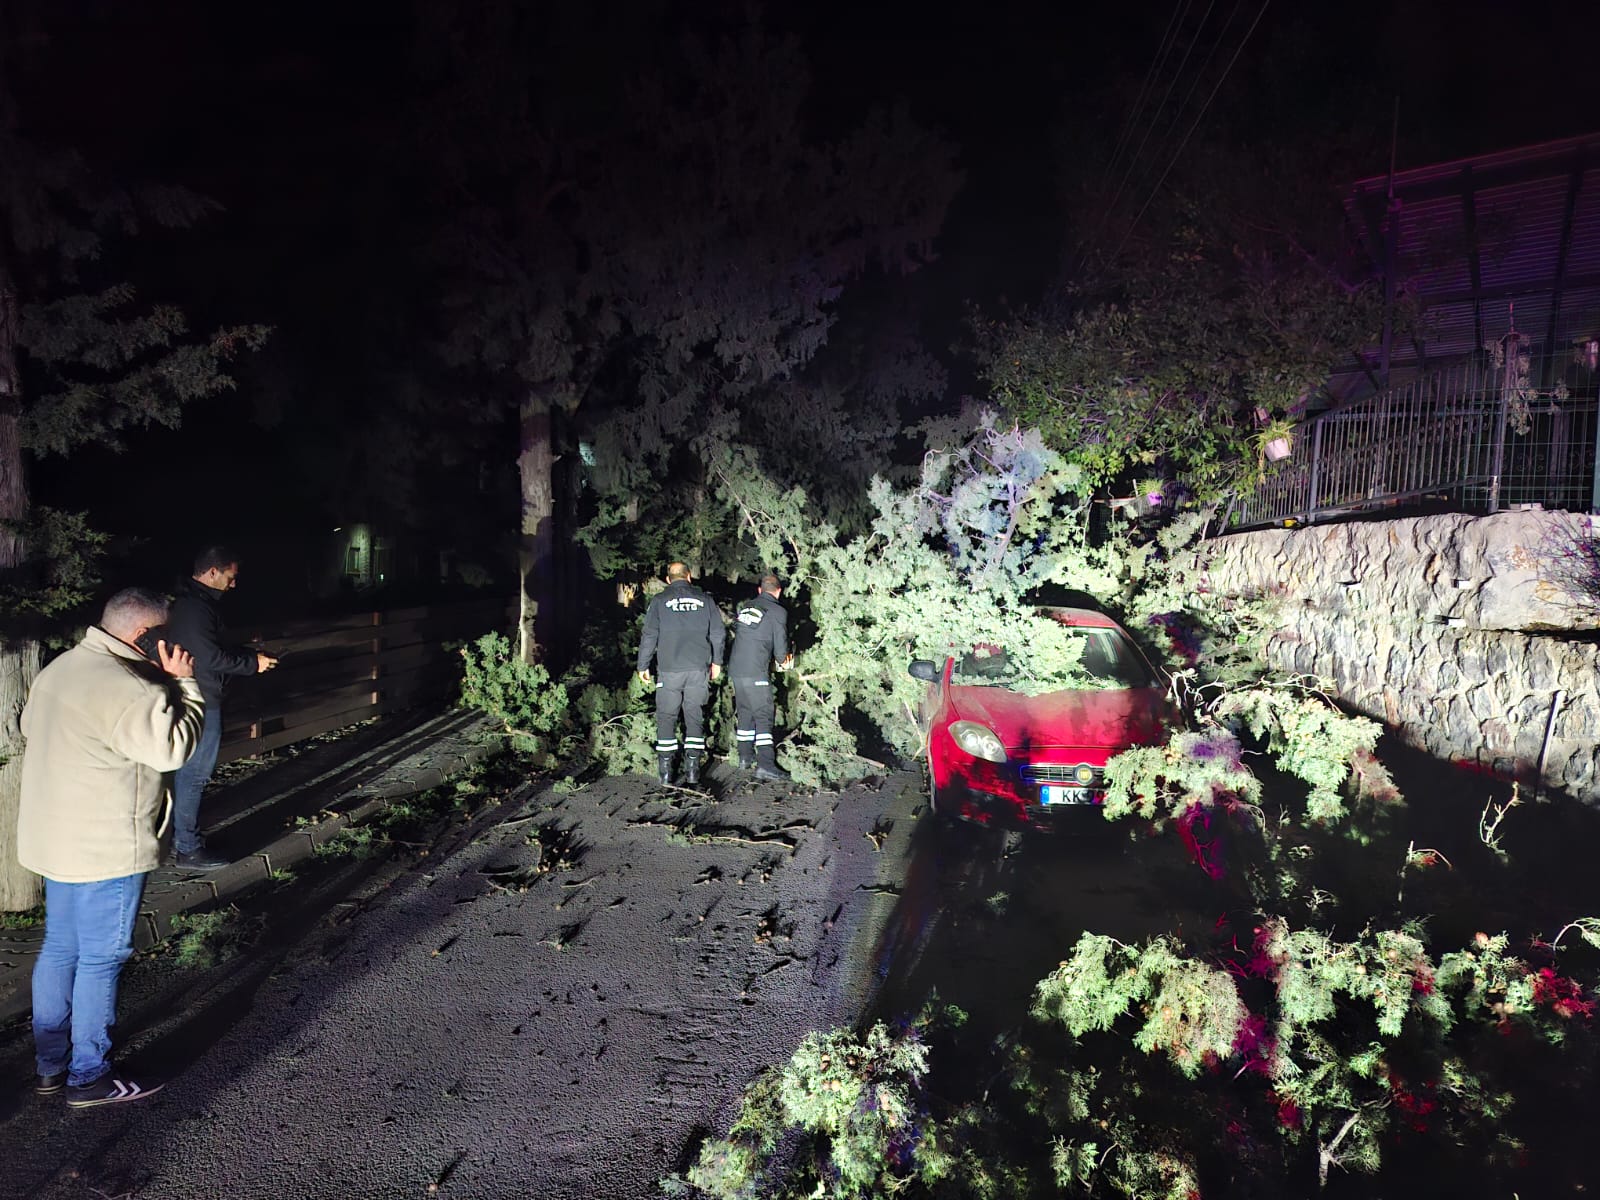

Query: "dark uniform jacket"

xmin=728 ymin=592 xmax=787 ymax=679
xmin=637 ymin=580 xmax=725 ymax=674
xmin=163 ymin=577 xmax=260 ymax=704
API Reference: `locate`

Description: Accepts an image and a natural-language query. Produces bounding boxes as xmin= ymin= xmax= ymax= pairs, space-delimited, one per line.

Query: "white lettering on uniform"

xmin=737 ymin=607 xmax=763 ymax=626
xmin=665 ymin=597 xmax=704 ymax=612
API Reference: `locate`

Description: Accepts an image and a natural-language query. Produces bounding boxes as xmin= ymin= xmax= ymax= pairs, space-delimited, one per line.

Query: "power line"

xmin=1080 ymin=0 xmax=1202 ymax=272
xmin=1102 ymin=0 xmax=1241 ymax=259
xmin=1109 ymin=0 xmax=1273 ymax=263
xmin=1109 ymin=0 xmax=1216 ymax=222
xmin=1156 ymin=0 xmax=1244 ymax=175
xmin=1102 ymin=0 xmax=1188 ymax=186
xmin=1099 ymin=0 xmax=1195 ymax=230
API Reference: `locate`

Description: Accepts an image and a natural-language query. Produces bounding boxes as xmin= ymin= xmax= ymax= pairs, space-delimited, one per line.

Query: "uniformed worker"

xmin=637 ymin=561 xmax=725 ymax=786
xmin=728 ymin=572 xmax=792 ymax=781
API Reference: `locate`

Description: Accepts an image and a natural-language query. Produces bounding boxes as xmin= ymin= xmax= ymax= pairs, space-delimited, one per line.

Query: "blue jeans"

xmin=172 ymin=701 xmax=222 ymax=854
xmin=33 ymin=873 xmax=147 ymax=1086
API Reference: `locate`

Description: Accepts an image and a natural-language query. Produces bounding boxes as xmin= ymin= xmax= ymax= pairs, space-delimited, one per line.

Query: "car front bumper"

xmin=935 ymin=774 xmax=1106 ymax=831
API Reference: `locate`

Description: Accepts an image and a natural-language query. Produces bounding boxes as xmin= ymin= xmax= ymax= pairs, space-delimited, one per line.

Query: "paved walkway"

xmin=0 ymin=706 xmax=503 ymax=1025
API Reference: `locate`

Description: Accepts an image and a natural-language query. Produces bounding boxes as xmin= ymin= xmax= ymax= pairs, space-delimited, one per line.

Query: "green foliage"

xmin=458 ymin=632 xmax=573 ymax=767
xmin=1007 ymin=654 xmax=1591 ymax=1194
xmin=19 ymin=288 xmax=271 ymax=457
xmin=1022 ymin=913 xmax=1591 ymax=1194
xmin=1101 ymin=730 xmax=1261 ymax=822
xmin=558 ymin=623 xmax=661 ymax=779
xmin=313 ymin=822 xmax=377 ymax=861
xmin=1435 ymin=932 xmax=1539 ymax=1022
xmin=679 ymin=1022 xmax=959 ymax=1200
xmin=1 ymin=100 xmax=269 ymax=643
xmin=0 ymin=507 xmax=107 ymax=625
xmin=1553 ymin=917 xmax=1600 ymax=952
xmin=1103 ymin=1147 xmax=1202 ymax=1200
xmin=1212 ymin=679 xmax=1389 ymax=822
xmin=982 ymin=302 xmax=1249 ymax=491
xmin=1033 ymin=936 xmax=1246 ymax=1078
xmin=560 ymin=412 xmax=1245 ymax=786
xmin=0 ymin=903 xmax=45 ymax=930
xmin=1103 ymin=676 xmax=1396 ymax=829
xmin=575 ymin=681 xmax=657 ymax=778
xmin=622 ymin=408 xmax=1600 ymax=1195
xmin=700 ymin=417 xmax=1199 ymax=782
xmin=980 ymin=139 xmax=1385 ymax=496
xmin=167 ymin=907 xmax=241 ymax=969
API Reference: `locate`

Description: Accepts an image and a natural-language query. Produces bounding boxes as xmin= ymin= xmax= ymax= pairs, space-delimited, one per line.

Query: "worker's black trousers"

xmin=655 ymin=669 xmax=710 ymax=761
xmin=733 ymin=676 xmax=777 ymax=767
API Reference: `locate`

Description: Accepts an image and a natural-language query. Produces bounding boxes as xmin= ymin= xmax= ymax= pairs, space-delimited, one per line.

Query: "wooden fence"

xmin=216 ymin=596 xmax=515 ymax=763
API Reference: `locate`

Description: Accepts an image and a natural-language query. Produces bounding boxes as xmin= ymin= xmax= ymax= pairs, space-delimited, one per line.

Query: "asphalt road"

xmin=0 ymin=769 xmax=935 ymax=1200
xmin=0 ymin=765 xmax=1207 ymax=1200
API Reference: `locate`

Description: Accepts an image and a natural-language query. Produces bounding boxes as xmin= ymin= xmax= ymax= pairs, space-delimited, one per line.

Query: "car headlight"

xmin=948 ymin=720 xmax=1007 ymax=763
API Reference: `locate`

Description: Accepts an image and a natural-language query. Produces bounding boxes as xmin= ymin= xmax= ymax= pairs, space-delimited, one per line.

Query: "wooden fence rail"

xmin=216 ymin=596 xmax=515 ymax=763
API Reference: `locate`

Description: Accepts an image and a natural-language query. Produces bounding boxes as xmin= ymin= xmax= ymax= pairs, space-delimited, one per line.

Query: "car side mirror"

xmin=907 ymin=659 xmax=939 ymax=682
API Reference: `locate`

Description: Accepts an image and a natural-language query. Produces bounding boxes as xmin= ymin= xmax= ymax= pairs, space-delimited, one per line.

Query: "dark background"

xmin=13 ymin=0 xmax=1596 ymax=618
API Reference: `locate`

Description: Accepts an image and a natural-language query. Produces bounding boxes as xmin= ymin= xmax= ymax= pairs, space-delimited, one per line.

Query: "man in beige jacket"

xmin=18 ymin=587 xmax=205 ymax=1108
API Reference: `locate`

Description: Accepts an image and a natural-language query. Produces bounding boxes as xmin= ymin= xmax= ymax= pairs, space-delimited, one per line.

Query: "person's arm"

xmin=109 ymin=641 xmax=206 ymax=771
xmin=168 ymin=598 xmax=258 ymax=681
xmin=637 ymin=600 xmax=661 ymax=681
xmin=771 ymin=604 xmax=789 ymax=667
xmin=211 ymin=619 xmax=263 ymax=679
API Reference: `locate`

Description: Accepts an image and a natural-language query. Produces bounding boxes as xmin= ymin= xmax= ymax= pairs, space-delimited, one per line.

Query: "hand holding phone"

xmin=158 ymin=640 xmax=195 ymax=680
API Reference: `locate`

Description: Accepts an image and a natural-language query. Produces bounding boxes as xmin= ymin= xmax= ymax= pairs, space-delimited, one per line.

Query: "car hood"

xmin=947 ymin=684 xmax=1169 ymax=753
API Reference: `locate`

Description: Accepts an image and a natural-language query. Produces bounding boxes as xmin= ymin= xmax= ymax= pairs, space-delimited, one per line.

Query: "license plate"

xmin=1041 ymin=784 xmax=1098 ymax=806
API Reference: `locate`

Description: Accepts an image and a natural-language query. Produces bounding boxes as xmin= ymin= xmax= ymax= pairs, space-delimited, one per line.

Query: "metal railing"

xmin=1228 ymin=342 xmax=1600 ymax=530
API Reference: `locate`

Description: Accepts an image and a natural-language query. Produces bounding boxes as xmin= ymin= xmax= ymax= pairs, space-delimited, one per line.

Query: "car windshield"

xmin=952 ymin=626 xmax=1155 ymax=691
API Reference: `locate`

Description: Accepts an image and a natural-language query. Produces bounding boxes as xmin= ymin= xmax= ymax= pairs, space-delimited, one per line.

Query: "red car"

xmin=908 ymin=608 xmax=1171 ymax=829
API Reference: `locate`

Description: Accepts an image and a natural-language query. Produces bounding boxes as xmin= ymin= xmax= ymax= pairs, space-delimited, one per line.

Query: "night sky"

xmin=11 ymin=0 xmax=1596 ymax=613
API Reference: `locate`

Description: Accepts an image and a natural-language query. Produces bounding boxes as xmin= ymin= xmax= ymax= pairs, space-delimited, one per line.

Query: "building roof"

xmin=1332 ymin=131 xmax=1600 ymax=400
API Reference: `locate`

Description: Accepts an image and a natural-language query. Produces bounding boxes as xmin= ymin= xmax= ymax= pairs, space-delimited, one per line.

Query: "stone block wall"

xmin=1189 ymin=511 xmax=1600 ymax=804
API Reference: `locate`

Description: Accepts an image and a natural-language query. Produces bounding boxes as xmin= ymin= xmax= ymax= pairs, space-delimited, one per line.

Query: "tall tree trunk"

xmin=0 ymin=272 xmax=42 ymax=910
xmin=517 ymin=393 xmax=555 ymax=663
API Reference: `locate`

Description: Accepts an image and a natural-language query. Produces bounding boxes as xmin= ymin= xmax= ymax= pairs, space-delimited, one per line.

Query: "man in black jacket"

xmin=636 ymin=561 xmax=724 ymax=786
xmin=728 ymin=572 xmax=792 ymax=781
xmin=162 ymin=546 xmax=278 ymax=870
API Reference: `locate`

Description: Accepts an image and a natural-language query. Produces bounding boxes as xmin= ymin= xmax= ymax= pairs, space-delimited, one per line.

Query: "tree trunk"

xmin=0 ymin=630 xmax=41 ymax=911
xmin=517 ymin=393 xmax=555 ymax=664
xmin=0 ymin=272 xmax=42 ymax=910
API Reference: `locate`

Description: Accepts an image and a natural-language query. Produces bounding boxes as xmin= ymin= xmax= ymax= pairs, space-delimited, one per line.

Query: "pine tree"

xmin=0 ymin=15 xmax=267 ymax=909
xmin=418 ymin=3 xmax=959 ymax=660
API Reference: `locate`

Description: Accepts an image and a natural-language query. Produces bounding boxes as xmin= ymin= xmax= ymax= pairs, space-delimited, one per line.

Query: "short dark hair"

xmin=666 ymin=562 xmax=691 ymax=581
xmin=102 ymin=587 xmax=169 ymax=636
xmin=194 ymin=545 xmax=240 ymax=575
xmin=760 ymin=573 xmax=782 ymax=594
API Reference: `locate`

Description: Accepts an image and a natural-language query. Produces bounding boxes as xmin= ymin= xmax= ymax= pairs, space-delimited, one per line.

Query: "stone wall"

xmin=1189 ymin=511 xmax=1600 ymax=804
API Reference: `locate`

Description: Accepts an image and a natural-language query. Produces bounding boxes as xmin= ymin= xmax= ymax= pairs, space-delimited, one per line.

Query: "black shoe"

xmin=657 ymin=755 xmax=676 ymax=785
xmin=174 ymin=849 xmax=231 ymax=872
xmin=65 ymin=1073 xmax=164 ymax=1109
xmin=737 ymin=759 xmax=756 ymax=773
xmin=35 ymin=1071 xmax=66 ymax=1096
xmin=683 ymin=757 xmax=702 ymax=787
xmin=754 ymin=764 xmax=791 ymax=782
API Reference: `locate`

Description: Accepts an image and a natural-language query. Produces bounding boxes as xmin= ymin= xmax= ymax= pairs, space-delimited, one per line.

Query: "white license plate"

xmin=1041 ymin=784 xmax=1097 ymax=806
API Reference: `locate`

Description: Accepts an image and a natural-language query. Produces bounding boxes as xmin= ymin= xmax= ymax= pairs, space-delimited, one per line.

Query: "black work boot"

xmin=754 ymin=754 xmax=790 ymax=782
xmin=683 ymin=755 xmax=703 ymax=787
xmin=657 ymin=754 xmax=675 ymax=785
